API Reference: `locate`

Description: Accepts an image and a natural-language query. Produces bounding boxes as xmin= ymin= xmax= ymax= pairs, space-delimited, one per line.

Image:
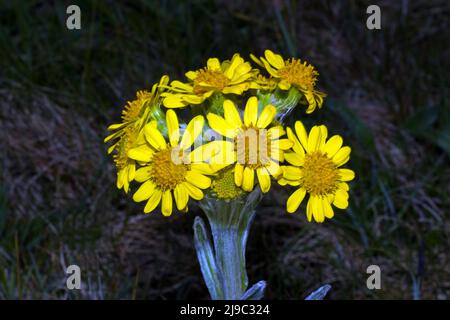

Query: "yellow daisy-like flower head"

xmin=105 ymin=75 xmax=169 ymax=143
xmin=206 ymin=96 xmax=293 ymax=193
xmin=251 ymin=50 xmax=326 ymax=113
xmin=104 ymin=76 xmax=169 ymax=193
xmin=279 ymin=121 xmax=355 ymax=223
xmin=162 ymin=54 xmax=255 ymax=108
xmin=128 ymin=110 xmax=216 ymax=216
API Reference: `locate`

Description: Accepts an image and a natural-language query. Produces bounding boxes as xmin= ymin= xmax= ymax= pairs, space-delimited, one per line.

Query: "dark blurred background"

xmin=1 ymin=0 xmax=449 ymax=299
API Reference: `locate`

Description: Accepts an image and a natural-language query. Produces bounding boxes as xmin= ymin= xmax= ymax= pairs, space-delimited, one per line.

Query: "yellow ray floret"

xmin=251 ymin=50 xmax=326 ymax=113
xmin=206 ymin=96 xmax=293 ymax=193
xmin=128 ymin=110 xmax=216 ymax=216
xmin=279 ymin=121 xmax=355 ymax=223
xmin=162 ymin=54 xmax=256 ymax=108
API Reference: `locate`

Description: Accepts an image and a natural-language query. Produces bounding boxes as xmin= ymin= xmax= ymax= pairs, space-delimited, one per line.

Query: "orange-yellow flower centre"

xmin=235 ymin=127 xmax=272 ymax=169
xmin=193 ymin=69 xmax=229 ymax=94
xmin=278 ymin=59 xmax=318 ymax=91
xmin=121 ymin=90 xmax=152 ymax=122
xmin=301 ymin=151 xmax=339 ymax=196
xmin=149 ymin=148 xmax=188 ymax=190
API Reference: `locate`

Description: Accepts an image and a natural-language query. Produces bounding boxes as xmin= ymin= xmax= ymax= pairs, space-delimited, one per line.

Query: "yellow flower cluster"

xmin=105 ymin=50 xmax=354 ymax=222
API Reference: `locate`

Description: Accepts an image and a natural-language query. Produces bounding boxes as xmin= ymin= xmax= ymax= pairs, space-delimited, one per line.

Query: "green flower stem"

xmin=194 ymin=188 xmax=265 ymax=300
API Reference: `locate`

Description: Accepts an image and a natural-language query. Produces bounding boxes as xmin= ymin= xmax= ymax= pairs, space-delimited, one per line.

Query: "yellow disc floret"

xmin=277 ymin=59 xmax=318 ymax=91
xmin=301 ymin=151 xmax=339 ymax=196
xmin=149 ymin=148 xmax=188 ymax=191
xmin=193 ymin=69 xmax=229 ymax=94
xmin=211 ymin=166 xmax=245 ymax=200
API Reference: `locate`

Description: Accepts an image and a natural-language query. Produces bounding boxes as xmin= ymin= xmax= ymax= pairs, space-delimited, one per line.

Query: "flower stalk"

xmin=194 ymin=188 xmax=265 ymax=300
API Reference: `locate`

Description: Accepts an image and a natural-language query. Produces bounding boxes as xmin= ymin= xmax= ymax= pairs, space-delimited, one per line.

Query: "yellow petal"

xmin=276 ymin=138 xmax=294 ymax=150
xmin=294 ymin=121 xmax=309 ymax=150
xmin=230 ymin=62 xmax=252 ymax=81
xmin=307 ymin=126 xmax=322 ymax=153
xmin=207 ymin=57 xmax=221 ymax=71
xmin=106 ymin=122 xmax=127 ymax=131
xmin=107 ymin=143 xmax=117 ymax=154
xmin=161 ymin=190 xmax=173 ymax=216
xmin=332 ymin=146 xmax=351 ymax=166
xmin=286 ymin=127 xmax=305 ymax=156
xmin=282 ymin=166 xmax=302 ymax=180
xmin=322 ymin=198 xmax=334 ymax=219
xmin=324 ymin=135 xmax=343 ymax=158
xmin=170 ymin=80 xmax=194 ymax=91
xmin=284 ymin=152 xmax=304 ymax=166
xmin=185 ymin=71 xmax=198 ymax=80
xmin=242 ymin=167 xmax=255 ymax=192
xmin=305 ymin=92 xmax=317 ymax=114
xmin=338 ymin=182 xmax=349 ymax=191
xmin=129 ymin=162 xmax=136 ymax=181
xmin=190 ymin=141 xmax=219 ymax=163
xmin=286 ymin=187 xmax=306 ymax=213
xmin=166 ymin=109 xmax=180 ymax=147
xmin=312 ymin=196 xmax=325 ymax=223
xmin=333 ymin=189 xmax=349 ymax=209
xmin=244 ymin=96 xmax=258 ymax=127
xmin=133 ymin=180 xmax=156 ymax=202
xmin=319 ymin=125 xmax=328 ymax=151
xmin=207 ymin=113 xmax=236 ymax=139
xmin=339 ymin=169 xmax=355 ymax=181
xmin=268 ymin=126 xmax=285 ymax=139
xmin=256 ymin=167 xmax=271 ymax=193
xmin=261 ymin=57 xmax=279 ymax=77
xmin=223 ymin=100 xmax=242 ymax=129
xmin=234 ymin=163 xmax=244 ymax=186
xmin=180 ymin=115 xmax=204 ymax=150
xmin=224 ymin=53 xmax=244 ymax=78
xmin=278 ymin=80 xmax=291 ymax=90
xmin=144 ymin=123 xmax=167 ymax=150
xmin=190 ymin=163 xmax=217 ymax=175
xmin=266 ymin=161 xmax=281 ymax=177
xmin=183 ymin=182 xmax=204 ymax=200
xmin=135 ymin=167 xmax=152 ymax=182
xmin=181 ymin=94 xmax=206 ymax=105
xmin=174 ymin=184 xmax=189 ymax=211
xmin=128 ymin=145 xmax=154 ymax=162
xmin=158 ymin=74 xmax=169 ymax=87
xmin=163 ymin=94 xmax=188 ymax=108
xmin=306 ymin=197 xmax=313 ymax=222
xmin=222 ymin=84 xmax=248 ymax=95
xmin=185 ymin=171 xmax=211 ymax=189
xmin=250 ymin=53 xmax=265 ymax=68
xmin=144 ymin=189 xmax=162 ymax=213
xmin=264 ymin=50 xmax=285 ymax=69
xmin=256 ymin=104 xmax=276 ymax=129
